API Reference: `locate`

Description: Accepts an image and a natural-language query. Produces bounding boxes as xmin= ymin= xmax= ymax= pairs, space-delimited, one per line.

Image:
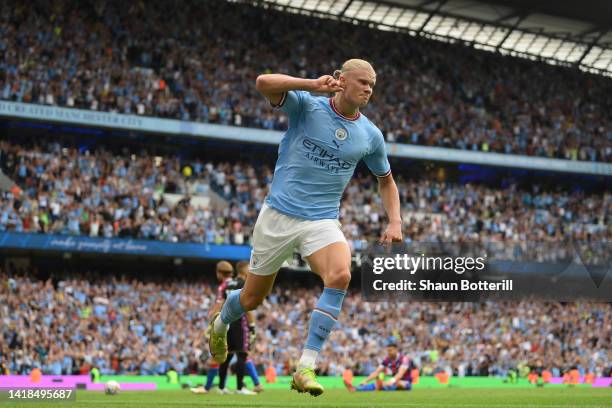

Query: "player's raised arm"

xmin=255 ymin=74 xmax=344 ymax=106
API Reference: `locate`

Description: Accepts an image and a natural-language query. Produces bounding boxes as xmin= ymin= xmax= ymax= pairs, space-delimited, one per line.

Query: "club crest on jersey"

xmin=335 ymin=128 xmax=348 ymax=141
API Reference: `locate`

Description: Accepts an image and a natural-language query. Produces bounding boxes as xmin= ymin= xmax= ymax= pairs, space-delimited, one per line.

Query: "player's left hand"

xmin=379 ymin=220 xmax=403 ymax=245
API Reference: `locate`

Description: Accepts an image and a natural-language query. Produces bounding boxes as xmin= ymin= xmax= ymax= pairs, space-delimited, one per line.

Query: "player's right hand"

xmin=311 ymin=75 xmax=344 ymax=93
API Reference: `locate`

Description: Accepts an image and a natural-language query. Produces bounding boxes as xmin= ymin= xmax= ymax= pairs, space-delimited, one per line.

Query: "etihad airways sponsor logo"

xmin=302 ymin=138 xmax=353 ymax=173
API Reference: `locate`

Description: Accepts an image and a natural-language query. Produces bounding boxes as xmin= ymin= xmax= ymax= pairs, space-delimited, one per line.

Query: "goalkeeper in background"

xmin=237 ymin=261 xmax=264 ymax=393
xmin=213 ymin=261 xmax=258 ymax=395
xmin=192 ymin=261 xmax=262 ymax=394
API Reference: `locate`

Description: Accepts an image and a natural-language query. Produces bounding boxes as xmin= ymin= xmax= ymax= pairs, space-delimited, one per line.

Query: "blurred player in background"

xmin=344 ymin=342 xmax=415 ymax=392
xmin=191 ymin=261 xmax=234 ymax=394
xmin=209 ymin=58 xmax=402 ymax=396
xmin=212 ymin=261 xmax=257 ymax=395
xmin=235 ymin=261 xmax=264 ymax=393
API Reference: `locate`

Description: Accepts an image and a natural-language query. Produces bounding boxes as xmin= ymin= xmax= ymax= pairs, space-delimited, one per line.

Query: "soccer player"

xmin=191 ymin=261 xmax=233 ymax=395
xmin=209 ymin=59 xmax=402 ymax=396
xmin=212 ymin=262 xmax=257 ymax=395
xmin=344 ymin=343 xmax=415 ymax=392
xmin=236 ymin=261 xmax=264 ymax=393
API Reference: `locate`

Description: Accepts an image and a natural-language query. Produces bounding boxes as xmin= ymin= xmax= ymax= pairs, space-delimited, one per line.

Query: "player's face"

xmin=216 ymin=271 xmax=231 ymax=282
xmin=386 ymin=346 xmax=398 ymax=359
xmin=341 ymin=69 xmax=376 ymax=108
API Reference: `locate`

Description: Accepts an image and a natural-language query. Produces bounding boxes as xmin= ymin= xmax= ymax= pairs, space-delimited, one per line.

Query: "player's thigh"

xmin=300 ymin=218 xmax=350 ymax=285
xmin=250 ymin=204 xmax=299 ymax=276
xmin=305 ymin=241 xmax=351 ymax=288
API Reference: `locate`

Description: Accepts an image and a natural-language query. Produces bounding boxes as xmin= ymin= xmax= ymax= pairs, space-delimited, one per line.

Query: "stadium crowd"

xmin=1 ymin=0 xmax=611 ymax=161
xmin=1 ymin=268 xmax=610 ymax=378
xmin=1 ymin=140 xmax=609 ymax=251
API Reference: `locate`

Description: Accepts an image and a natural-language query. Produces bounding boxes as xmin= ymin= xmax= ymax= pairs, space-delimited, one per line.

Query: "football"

xmin=104 ymin=380 xmax=121 ymax=395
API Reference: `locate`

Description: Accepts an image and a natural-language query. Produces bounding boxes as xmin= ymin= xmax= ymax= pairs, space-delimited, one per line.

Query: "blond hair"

xmin=333 ymin=59 xmax=376 ymax=80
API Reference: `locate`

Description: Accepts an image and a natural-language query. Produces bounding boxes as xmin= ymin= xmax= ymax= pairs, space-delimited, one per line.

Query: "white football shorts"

xmin=249 ymin=203 xmax=348 ymax=276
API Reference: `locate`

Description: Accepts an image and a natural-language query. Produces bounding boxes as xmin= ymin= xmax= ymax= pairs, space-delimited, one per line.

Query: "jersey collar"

xmin=329 ymin=98 xmax=360 ymax=121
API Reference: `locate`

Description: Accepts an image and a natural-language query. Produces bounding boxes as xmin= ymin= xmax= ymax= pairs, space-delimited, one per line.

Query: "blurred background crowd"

xmin=1 ymin=0 xmax=610 ymax=161
xmin=1 ymin=139 xmax=608 ymax=251
xmin=0 ymin=0 xmax=610 ymax=383
xmin=1 ymin=267 xmax=610 ymax=377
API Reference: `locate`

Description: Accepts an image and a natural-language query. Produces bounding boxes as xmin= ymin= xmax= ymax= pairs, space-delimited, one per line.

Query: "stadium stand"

xmin=0 ymin=0 xmax=610 ymax=390
xmin=0 ymin=138 xmax=608 ymax=247
xmin=0 ymin=0 xmax=610 ymax=161
xmin=1 ymin=266 xmax=610 ymax=377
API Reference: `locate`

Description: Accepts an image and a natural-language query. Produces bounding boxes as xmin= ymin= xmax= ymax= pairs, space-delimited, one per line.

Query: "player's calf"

xmin=298 ymin=287 xmax=347 ymax=370
xmin=239 ymin=290 xmax=265 ymax=311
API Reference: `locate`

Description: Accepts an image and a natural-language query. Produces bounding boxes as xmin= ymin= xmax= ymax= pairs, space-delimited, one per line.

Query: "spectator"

xmin=0 ymin=1 xmax=609 ymax=161
xmin=0 ymin=269 xmax=609 ymax=377
xmin=0 ymin=139 xmax=608 ymax=247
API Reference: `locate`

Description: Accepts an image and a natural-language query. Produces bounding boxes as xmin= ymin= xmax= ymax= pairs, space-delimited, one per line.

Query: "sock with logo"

xmin=299 ymin=287 xmax=346 ymax=369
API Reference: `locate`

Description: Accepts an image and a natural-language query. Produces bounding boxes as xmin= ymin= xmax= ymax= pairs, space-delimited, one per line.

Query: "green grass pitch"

xmin=6 ymin=388 xmax=612 ymax=408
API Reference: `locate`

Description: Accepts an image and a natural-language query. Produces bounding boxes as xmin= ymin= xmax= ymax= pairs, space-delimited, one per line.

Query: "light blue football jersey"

xmin=266 ymin=90 xmax=391 ymax=220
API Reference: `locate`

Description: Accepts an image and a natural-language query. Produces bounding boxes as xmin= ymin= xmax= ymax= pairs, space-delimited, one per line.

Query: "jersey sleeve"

xmin=362 ymin=128 xmax=391 ymax=178
xmin=273 ymin=90 xmax=308 ymax=123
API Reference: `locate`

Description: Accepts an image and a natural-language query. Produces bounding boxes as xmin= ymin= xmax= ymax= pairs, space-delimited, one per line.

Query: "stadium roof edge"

xmin=468 ymin=0 xmax=612 ymax=28
xmin=1 ymin=101 xmax=610 ymax=176
xmin=234 ymin=0 xmax=612 ymax=77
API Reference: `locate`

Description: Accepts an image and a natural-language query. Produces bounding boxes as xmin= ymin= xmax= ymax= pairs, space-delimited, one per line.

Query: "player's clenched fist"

xmin=310 ymin=75 xmax=344 ymax=93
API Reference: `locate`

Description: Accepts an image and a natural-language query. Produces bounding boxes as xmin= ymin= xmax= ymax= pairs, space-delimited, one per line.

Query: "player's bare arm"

xmin=359 ymin=366 xmax=384 ymax=385
xmin=377 ymin=173 xmax=403 ymax=244
xmin=384 ymin=365 xmax=408 ymax=387
xmin=255 ymin=74 xmax=344 ymax=106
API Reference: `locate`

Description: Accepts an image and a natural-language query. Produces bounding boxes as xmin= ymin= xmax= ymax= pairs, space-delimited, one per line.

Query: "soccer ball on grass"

xmin=104 ymin=380 xmax=121 ymax=395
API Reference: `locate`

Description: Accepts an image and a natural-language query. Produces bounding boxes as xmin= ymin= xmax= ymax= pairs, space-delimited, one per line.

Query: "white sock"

xmin=213 ymin=315 xmax=229 ymax=334
xmin=298 ymin=349 xmax=319 ymax=370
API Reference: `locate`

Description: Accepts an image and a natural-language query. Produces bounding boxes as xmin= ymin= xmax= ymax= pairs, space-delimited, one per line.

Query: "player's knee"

xmin=325 ymin=268 xmax=351 ymax=289
xmin=240 ymin=292 xmax=264 ymax=311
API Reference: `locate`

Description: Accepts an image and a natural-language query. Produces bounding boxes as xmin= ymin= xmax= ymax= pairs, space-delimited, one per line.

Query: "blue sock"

xmin=304 ymin=287 xmax=346 ymax=352
xmin=246 ymin=360 xmax=260 ymax=386
xmin=205 ymin=367 xmax=218 ymax=390
xmin=220 ymin=289 xmax=245 ymax=325
xmin=357 ymin=383 xmax=377 ymax=391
